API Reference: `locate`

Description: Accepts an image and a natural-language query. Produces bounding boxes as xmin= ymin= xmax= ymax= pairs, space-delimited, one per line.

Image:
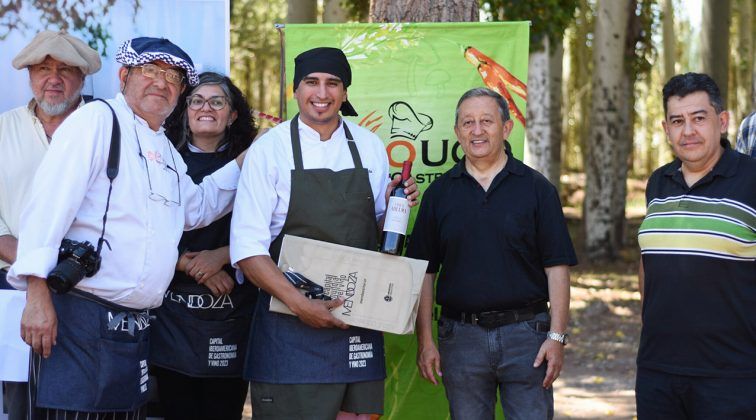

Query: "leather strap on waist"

xmin=441 ymin=301 xmax=548 ymax=329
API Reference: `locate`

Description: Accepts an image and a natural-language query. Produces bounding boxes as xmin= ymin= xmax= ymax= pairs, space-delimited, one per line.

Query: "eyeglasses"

xmin=186 ymin=95 xmax=229 ymax=111
xmin=134 ymin=122 xmax=182 ymax=207
xmin=29 ymin=63 xmax=81 ymax=78
xmin=136 ymin=63 xmax=184 ymax=86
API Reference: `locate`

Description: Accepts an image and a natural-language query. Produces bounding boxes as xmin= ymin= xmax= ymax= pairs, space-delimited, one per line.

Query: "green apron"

xmin=244 ymin=115 xmax=386 ymax=383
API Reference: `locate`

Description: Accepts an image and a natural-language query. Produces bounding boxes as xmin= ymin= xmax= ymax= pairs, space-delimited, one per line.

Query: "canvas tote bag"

xmin=270 ymin=235 xmax=427 ymax=334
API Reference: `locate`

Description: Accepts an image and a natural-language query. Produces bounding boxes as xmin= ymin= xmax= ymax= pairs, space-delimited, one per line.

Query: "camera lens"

xmin=47 ymin=259 xmax=87 ymax=294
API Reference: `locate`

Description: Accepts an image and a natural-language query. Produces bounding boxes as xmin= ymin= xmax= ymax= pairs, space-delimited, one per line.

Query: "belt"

xmin=441 ymin=301 xmax=548 ymax=329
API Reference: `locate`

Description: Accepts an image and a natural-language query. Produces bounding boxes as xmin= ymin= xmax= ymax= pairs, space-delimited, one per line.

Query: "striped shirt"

xmin=638 ymin=145 xmax=756 ymax=378
xmin=639 ymin=195 xmax=755 ymax=262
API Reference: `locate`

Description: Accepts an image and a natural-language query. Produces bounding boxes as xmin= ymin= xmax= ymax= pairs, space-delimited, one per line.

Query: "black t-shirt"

xmin=169 ymin=149 xmax=258 ymax=319
xmin=638 ymin=146 xmax=756 ymax=378
xmin=175 ymin=149 xmax=233 ymax=278
xmin=406 ymin=151 xmax=577 ymax=312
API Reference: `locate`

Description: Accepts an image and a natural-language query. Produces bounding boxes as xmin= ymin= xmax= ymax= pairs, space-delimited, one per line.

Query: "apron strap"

xmin=290 ymin=114 xmax=364 ymax=171
xmin=290 ymin=114 xmax=305 ymax=171
xmin=343 ymin=123 xmax=364 ymax=170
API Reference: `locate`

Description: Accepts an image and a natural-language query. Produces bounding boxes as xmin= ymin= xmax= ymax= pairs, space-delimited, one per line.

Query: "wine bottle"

xmin=380 ymin=160 xmax=413 ymax=255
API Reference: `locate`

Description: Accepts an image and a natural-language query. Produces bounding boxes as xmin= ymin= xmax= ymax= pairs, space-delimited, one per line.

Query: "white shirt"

xmin=8 ymin=94 xmax=239 ymax=309
xmin=230 ymin=118 xmax=390 ymax=264
xmin=0 ymin=100 xmax=86 ymax=269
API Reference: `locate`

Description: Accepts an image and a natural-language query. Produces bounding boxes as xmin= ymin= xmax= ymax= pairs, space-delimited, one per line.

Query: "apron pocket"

xmin=93 ymin=337 xmax=149 ymax=411
xmin=151 ymin=304 xmax=251 ymax=377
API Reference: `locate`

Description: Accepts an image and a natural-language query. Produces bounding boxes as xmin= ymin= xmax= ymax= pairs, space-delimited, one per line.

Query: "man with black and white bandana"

xmin=8 ymin=37 xmax=243 ymax=419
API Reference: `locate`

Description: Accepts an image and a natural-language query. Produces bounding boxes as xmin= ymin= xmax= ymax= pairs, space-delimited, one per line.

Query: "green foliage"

xmin=626 ymin=0 xmax=659 ymax=81
xmin=481 ymin=0 xmax=579 ymax=51
xmin=230 ymin=0 xmax=287 ymax=125
xmin=0 ymin=0 xmax=141 ymax=55
xmin=340 ymin=0 xmax=370 ymax=21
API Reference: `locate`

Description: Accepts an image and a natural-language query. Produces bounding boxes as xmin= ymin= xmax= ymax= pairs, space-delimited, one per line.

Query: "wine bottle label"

xmin=383 ymin=196 xmax=410 ymax=234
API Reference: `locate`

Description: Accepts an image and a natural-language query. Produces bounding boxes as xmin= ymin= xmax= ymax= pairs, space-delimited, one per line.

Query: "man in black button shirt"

xmin=407 ymin=87 xmax=577 ymax=419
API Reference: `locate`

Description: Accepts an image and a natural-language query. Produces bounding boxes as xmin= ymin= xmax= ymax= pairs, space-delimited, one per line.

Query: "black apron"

xmin=149 ymin=276 xmax=256 ymax=377
xmin=35 ymin=291 xmax=151 ymax=412
xmin=150 ymin=150 xmax=257 ymax=377
xmin=244 ymin=115 xmax=386 ymax=383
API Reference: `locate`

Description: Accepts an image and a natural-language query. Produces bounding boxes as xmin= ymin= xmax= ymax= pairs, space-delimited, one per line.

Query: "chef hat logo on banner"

xmin=388 ymin=101 xmax=434 ymax=141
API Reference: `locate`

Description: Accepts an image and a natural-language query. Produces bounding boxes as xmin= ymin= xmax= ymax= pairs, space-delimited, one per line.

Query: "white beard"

xmin=37 ymin=94 xmax=79 ymax=116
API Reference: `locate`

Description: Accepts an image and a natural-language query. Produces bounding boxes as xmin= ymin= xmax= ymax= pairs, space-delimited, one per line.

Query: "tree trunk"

xmin=548 ymin=41 xmax=564 ymax=188
xmin=369 ymin=0 xmax=478 ymax=22
xmin=566 ymin=0 xmax=592 ymax=174
xmin=662 ymin=0 xmax=675 ymax=83
xmin=734 ymin=0 xmax=754 ymax=123
xmin=610 ymin=0 xmax=641 ymax=250
xmin=324 ymin=0 xmax=349 ymax=23
xmin=584 ymin=0 xmax=630 ymax=261
xmin=701 ymin=0 xmax=731 ymax=104
xmin=287 ymin=0 xmax=318 ymax=23
xmin=526 ymin=40 xmax=551 ymax=181
xmin=526 ymin=36 xmax=564 ymax=187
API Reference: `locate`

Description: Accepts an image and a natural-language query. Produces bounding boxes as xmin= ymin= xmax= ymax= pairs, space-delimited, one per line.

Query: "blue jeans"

xmin=438 ymin=312 xmax=553 ymax=420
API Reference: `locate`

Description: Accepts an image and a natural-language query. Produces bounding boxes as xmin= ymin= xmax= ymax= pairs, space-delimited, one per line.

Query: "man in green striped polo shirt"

xmin=636 ymin=72 xmax=756 ymax=419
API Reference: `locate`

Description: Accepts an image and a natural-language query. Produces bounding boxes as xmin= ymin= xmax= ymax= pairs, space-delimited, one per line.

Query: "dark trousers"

xmin=2 ymin=269 xmax=28 ymax=420
xmin=2 ymin=381 xmax=28 ymax=420
xmin=152 ymin=366 xmax=248 ymax=420
xmin=636 ymin=367 xmax=756 ymax=420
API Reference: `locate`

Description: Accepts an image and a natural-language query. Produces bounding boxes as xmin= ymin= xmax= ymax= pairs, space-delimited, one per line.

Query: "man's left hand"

xmin=533 ymin=338 xmax=564 ymax=388
xmin=185 ymin=248 xmax=228 ymax=282
xmin=385 ymin=175 xmax=419 ymax=207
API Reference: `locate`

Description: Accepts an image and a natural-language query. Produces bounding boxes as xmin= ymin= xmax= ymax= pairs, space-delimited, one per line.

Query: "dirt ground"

xmin=553 ymin=218 xmax=642 ymax=419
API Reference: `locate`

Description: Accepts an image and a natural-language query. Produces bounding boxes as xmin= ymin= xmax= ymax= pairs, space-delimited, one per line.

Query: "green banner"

xmin=285 ymin=22 xmax=530 ymax=419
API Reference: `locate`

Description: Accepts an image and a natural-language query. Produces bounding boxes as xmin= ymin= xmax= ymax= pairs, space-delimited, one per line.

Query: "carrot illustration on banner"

xmin=359 ymin=110 xmax=383 ymax=133
xmin=251 ymin=109 xmax=283 ymax=125
xmin=464 ymin=46 xmax=527 ymax=127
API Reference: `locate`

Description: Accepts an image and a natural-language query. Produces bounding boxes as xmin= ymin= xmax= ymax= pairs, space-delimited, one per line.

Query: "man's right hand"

xmin=417 ymin=340 xmax=442 ymax=385
xmin=238 ymin=255 xmax=349 ymax=330
xmin=21 ymin=276 xmax=58 ymax=358
xmin=291 ymin=297 xmax=349 ymax=330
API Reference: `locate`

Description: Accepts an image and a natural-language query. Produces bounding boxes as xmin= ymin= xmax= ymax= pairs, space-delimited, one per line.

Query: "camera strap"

xmin=92 ymin=99 xmax=121 ymax=256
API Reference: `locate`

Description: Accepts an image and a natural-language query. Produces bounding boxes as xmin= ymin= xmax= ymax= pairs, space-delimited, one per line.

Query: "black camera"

xmin=47 ymin=239 xmax=101 ymax=294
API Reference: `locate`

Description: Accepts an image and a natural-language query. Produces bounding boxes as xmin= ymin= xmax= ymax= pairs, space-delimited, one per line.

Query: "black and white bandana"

xmin=116 ymin=37 xmax=198 ymax=86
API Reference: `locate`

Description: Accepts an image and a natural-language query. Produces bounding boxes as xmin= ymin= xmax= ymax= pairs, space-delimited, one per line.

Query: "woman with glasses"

xmin=150 ymin=72 xmax=258 ymax=420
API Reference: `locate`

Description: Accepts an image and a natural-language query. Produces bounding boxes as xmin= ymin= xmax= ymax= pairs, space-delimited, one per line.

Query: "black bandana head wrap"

xmin=293 ymin=47 xmax=357 ymax=116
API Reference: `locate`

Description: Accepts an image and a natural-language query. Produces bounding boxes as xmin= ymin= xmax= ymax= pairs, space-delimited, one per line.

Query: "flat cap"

xmin=12 ymin=30 xmax=101 ymax=75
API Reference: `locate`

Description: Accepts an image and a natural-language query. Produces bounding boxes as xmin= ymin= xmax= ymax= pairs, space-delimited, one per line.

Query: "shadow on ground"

xmin=554 ymin=217 xmax=642 ymax=419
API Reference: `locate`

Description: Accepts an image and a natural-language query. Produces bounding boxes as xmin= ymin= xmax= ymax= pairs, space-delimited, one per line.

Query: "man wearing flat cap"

xmin=0 ymin=30 xmax=100 ymax=420
xmin=231 ymin=47 xmax=418 ymax=418
xmin=7 ymin=37 xmax=243 ymax=418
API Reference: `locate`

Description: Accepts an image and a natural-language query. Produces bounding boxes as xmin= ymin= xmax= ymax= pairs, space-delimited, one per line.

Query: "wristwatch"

xmin=547 ymin=331 xmax=569 ymax=345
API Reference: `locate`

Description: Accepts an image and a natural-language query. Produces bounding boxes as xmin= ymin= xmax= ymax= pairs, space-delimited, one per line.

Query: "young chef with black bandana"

xmin=231 ymin=47 xmax=419 ymax=419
